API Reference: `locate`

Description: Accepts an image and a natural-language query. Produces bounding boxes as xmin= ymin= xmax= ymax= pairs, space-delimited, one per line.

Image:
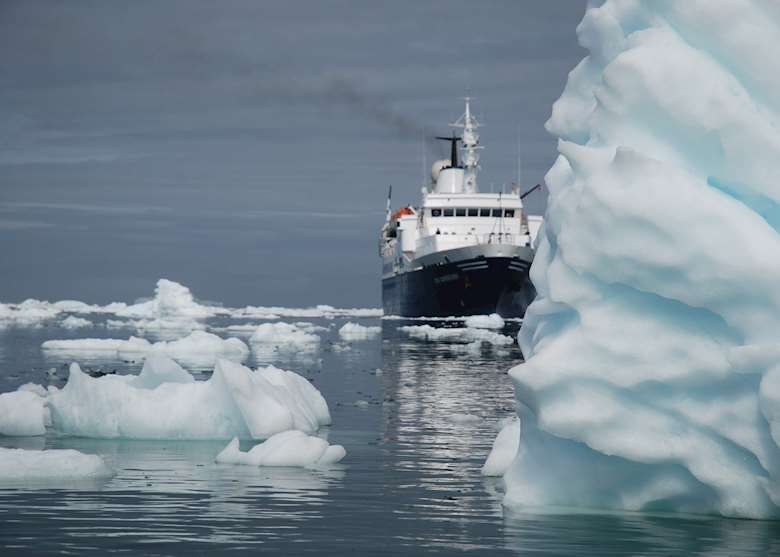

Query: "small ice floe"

xmin=216 ymin=432 xmax=345 ymax=468
xmin=60 ymin=315 xmax=93 ymax=329
xmin=354 ymin=400 xmax=370 ymax=409
xmin=481 ymin=417 xmax=520 ymax=477
xmin=400 ymin=325 xmax=514 ymax=346
xmin=41 ymin=357 xmax=331 ymax=440
xmin=463 ymin=314 xmax=505 ymax=330
xmin=451 ymin=413 xmax=483 ymax=425
xmin=338 ymin=322 xmax=381 ymax=341
xmin=42 ymin=330 xmax=249 ymax=368
xmin=0 ymin=448 xmax=114 ymax=481
xmin=249 ymin=322 xmax=321 ymax=353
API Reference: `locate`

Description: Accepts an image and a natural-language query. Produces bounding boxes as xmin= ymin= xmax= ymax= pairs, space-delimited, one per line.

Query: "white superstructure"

xmin=380 ymin=99 xmax=543 ymax=279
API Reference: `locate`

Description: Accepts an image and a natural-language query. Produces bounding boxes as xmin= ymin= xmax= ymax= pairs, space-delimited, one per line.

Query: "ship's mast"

xmin=451 ymin=97 xmax=481 ymax=193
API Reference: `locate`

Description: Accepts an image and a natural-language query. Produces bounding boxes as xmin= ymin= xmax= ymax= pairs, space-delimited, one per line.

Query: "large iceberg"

xmin=500 ymin=0 xmax=780 ymax=519
xmin=46 ymin=357 xmax=331 ymax=439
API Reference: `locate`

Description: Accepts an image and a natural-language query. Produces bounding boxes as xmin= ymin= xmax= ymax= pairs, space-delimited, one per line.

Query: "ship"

xmin=379 ymin=99 xmax=543 ymax=318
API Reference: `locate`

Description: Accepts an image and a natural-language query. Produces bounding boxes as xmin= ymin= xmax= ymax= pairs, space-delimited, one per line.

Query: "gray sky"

xmin=0 ymin=0 xmax=586 ymax=307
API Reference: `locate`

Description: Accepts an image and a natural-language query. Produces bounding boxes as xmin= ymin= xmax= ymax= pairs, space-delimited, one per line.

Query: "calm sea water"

xmin=0 ymin=317 xmax=778 ymax=556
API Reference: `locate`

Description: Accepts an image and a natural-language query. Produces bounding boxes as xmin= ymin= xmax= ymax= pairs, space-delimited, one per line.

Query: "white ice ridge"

xmin=46 ymin=357 xmax=331 ymax=439
xmin=338 ymin=322 xmax=381 ymax=341
xmin=216 ymin=432 xmax=346 ymax=468
xmin=501 ymin=0 xmax=780 ymax=519
xmin=0 ymin=448 xmax=114 ymax=481
xmin=42 ymin=330 xmax=249 ymax=368
xmin=400 ymin=325 xmax=514 ymax=346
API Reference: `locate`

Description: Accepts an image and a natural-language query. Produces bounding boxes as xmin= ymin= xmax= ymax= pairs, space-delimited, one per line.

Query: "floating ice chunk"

xmin=482 ymin=417 xmax=520 ymax=477
xmin=216 ymin=432 xmax=345 ymax=468
xmin=116 ymin=279 xmax=215 ymax=319
xmin=61 ymin=315 xmax=92 ymax=329
xmin=0 ymin=448 xmax=113 ymax=480
xmin=250 ymin=322 xmax=321 ymax=352
xmin=0 ymin=391 xmax=47 ymax=436
xmin=42 ymin=331 xmax=248 ymax=368
xmin=47 ymin=359 xmax=330 ymax=440
xmin=354 ymin=400 xmax=369 ymax=408
xmin=338 ymin=322 xmax=381 ymax=341
xmin=500 ymin=0 xmax=780 ymax=519
xmin=42 ymin=336 xmax=151 ymax=358
xmin=464 ymin=314 xmax=505 ymax=329
xmin=151 ymin=331 xmax=249 ymax=367
xmin=400 ymin=325 xmax=514 ymax=346
xmin=293 ymin=322 xmax=329 ymax=333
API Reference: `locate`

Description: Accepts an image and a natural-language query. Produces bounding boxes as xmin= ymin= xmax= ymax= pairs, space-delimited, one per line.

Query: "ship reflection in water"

xmin=0 ymin=319 xmax=774 ymax=556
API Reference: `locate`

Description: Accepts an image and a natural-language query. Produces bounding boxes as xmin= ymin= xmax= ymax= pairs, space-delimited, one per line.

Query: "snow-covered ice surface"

xmin=0 ymin=448 xmax=114 ymax=481
xmin=42 ymin=331 xmax=249 ymax=368
xmin=338 ymin=322 xmax=381 ymax=341
xmin=216 ymin=432 xmax=346 ymax=468
xmin=501 ymin=0 xmax=780 ymax=519
xmin=48 ymin=358 xmax=331 ymax=440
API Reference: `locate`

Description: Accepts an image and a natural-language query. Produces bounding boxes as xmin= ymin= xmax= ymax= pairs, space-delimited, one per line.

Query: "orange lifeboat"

xmin=391 ymin=206 xmax=415 ymax=221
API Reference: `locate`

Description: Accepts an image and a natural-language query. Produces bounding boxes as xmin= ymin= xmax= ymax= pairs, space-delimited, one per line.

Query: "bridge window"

xmin=455 ymin=208 xmax=466 ymax=217
xmin=467 ymin=208 xmax=478 ymax=217
xmin=479 ymin=208 xmax=491 ymax=217
xmin=431 ymin=208 xmax=442 ymax=217
xmin=443 ymin=208 xmax=454 ymax=217
xmin=504 ymin=209 xmax=515 ymax=217
xmin=491 ymin=209 xmax=502 ymax=217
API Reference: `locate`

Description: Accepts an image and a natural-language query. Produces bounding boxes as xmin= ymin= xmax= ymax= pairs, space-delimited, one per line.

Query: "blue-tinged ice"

xmin=494 ymin=0 xmax=780 ymax=519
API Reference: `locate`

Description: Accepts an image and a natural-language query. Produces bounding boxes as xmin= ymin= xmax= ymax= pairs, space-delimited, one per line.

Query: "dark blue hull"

xmin=382 ymin=256 xmax=534 ymax=318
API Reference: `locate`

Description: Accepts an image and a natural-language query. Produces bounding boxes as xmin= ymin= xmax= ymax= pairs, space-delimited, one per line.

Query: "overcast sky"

xmin=0 ymin=0 xmax=587 ymax=307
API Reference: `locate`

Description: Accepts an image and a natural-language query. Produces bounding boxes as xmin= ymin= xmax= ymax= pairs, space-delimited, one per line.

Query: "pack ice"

xmin=43 ymin=356 xmax=332 ymax=440
xmin=42 ymin=330 xmax=249 ymax=368
xmin=498 ymin=0 xmax=780 ymax=519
